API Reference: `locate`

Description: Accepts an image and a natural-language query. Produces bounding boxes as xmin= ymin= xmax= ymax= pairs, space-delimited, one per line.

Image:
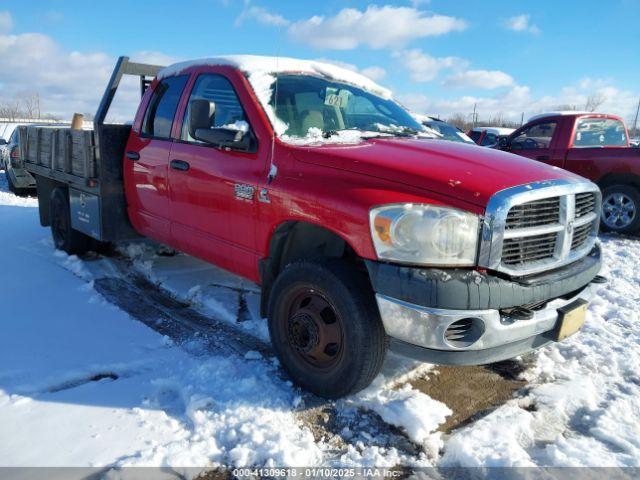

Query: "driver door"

xmin=509 ymin=120 xmax=560 ymax=167
xmin=168 ymin=72 xmax=266 ymax=277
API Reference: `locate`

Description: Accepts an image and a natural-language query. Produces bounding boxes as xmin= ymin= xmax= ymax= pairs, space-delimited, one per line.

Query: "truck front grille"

xmin=571 ymin=222 xmax=594 ymax=250
xmin=505 ymin=197 xmax=560 ymax=230
xmin=502 ymin=232 xmax=558 ymax=265
xmin=499 ymin=192 xmax=599 ymax=273
xmin=479 ymin=181 xmax=602 ymax=276
xmin=575 ymin=192 xmax=597 ymax=218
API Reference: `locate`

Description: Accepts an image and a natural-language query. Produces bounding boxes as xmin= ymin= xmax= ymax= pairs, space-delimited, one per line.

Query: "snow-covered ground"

xmin=0 ymin=170 xmax=639 ymax=473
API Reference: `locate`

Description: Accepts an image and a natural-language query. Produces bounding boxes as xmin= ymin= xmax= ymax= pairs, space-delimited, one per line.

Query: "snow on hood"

xmin=158 ymin=55 xmax=393 ymax=136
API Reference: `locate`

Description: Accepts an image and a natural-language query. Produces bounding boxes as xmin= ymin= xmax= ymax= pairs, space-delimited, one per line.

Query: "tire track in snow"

xmin=91 ymin=261 xmax=427 ymax=464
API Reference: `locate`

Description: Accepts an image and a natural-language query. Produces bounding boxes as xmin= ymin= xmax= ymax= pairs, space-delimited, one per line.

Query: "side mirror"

xmin=193 ymin=127 xmax=250 ymax=150
xmin=0 ymin=138 xmax=7 ymax=146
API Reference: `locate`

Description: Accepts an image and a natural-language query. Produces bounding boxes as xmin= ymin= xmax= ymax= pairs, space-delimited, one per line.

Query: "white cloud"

xmin=360 ymin=66 xmax=387 ymax=81
xmin=0 ymin=32 xmax=179 ymax=121
xmin=315 ymin=58 xmax=387 ymax=82
xmin=393 ymin=49 xmax=467 ymax=82
xmin=236 ymin=3 xmax=290 ymax=27
xmin=400 ymin=80 xmax=639 ymax=124
xmin=0 ymin=11 xmax=13 ymax=33
xmin=288 ymin=5 xmax=466 ymax=50
xmin=504 ymin=14 xmax=540 ymax=34
xmin=444 ymin=69 xmax=515 ymax=89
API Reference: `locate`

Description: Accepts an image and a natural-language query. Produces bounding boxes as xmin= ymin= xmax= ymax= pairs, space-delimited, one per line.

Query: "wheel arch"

xmin=259 ymin=220 xmax=365 ymax=317
xmin=35 ymin=175 xmax=68 ymax=227
xmin=597 ymin=172 xmax=640 ymax=190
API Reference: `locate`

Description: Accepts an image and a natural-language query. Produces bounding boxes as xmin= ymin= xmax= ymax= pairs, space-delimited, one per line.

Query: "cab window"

xmin=481 ymin=132 xmax=497 ymax=146
xmin=469 ymin=131 xmax=481 ymax=143
xmin=511 ymin=121 xmax=557 ymax=150
xmin=142 ymin=75 xmax=189 ymax=139
xmin=181 ymin=74 xmax=249 ymax=142
xmin=573 ymin=117 xmax=628 ymax=147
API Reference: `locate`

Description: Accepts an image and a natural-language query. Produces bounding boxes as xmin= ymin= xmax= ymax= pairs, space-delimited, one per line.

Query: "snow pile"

xmin=355 ymin=379 xmax=451 ymax=447
xmin=0 ymin=195 xmax=325 ymax=469
xmin=442 ymin=235 xmax=640 ymax=467
xmin=158 ymin=55 xmax=392 ymax=136
xmin=3 ymin=169 xmax=640 ymax=469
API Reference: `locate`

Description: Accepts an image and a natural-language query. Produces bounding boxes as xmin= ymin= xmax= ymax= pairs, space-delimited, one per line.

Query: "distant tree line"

xmin=444 ymin=93 xmax=609 ymax=132
xmin=0 ymin=93 xmax=61 ymax=121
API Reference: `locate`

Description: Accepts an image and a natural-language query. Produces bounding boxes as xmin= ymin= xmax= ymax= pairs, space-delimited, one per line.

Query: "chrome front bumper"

xmin=376 ymin=282 xmax=599 ymax=364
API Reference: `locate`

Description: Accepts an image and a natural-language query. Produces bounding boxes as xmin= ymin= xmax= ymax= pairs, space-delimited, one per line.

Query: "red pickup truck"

xmin=500 ymin=112 xmax=640 ymax=233
xmin=21 ymin=57 xmax=604 ymax=398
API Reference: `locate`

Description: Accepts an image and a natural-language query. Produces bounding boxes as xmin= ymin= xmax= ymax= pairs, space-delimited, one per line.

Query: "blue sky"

xmin=1 ymin=0 xmax=639 ymax=123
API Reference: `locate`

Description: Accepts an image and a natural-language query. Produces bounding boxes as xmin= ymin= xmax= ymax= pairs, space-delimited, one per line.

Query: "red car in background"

xmin=500 ymin=112 xmax=640 ymax=233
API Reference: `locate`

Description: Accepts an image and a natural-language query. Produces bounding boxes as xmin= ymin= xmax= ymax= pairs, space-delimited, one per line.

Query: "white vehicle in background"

xmin=416 ymin=115 xmax=476 ymax=145
xmin=468 ymin=126 xmax=515 ymax=147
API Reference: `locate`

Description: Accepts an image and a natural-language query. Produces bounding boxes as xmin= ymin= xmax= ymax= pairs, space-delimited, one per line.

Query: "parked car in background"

xmin=2 ymin=126 xmax=38 ymax=194
xmin=419 ymin=116 xmax=476 ymax=144
xmin=22 ymin=56 xmax=604 ymax=398
xmin=630 ymin=137 xmax=639 ymax=148
xmin=469 ymin=127 xmax=515 ymax=147
xmin=0 ymin=138 xmax=8 ymax=167
xmin=499 ymin=112 xmax=640 ymax=233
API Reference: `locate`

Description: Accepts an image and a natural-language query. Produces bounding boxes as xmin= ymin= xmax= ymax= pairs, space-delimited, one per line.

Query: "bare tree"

xmin=585 ymin=93 xmax=606 ymax=112
xmin=552 ymin=104 xmax=578 ymax=112
xmin=0 ymin=99 xmax=21 ymax=120
xmin=21 ymin=93 xmax=41 ymax=119
xmin=447 ymin=113 xmax=471 ymax=131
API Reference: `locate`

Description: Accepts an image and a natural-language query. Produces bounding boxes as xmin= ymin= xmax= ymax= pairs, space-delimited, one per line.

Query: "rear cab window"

xmin=142 ymin=75 xmax=189 ymax=139
xmin=572 ymin=117 xmax=629 ymax=147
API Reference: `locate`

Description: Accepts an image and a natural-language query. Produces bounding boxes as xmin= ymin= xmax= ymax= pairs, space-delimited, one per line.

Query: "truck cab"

xmin=23 ymin=57 xmax=605 ymax=398
xmin=501 ymin=112 xmax=640 ymax=233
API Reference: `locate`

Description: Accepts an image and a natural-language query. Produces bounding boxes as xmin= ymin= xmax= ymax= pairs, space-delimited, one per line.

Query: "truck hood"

xmin=291 ymin=138 xmax=578 ymax=207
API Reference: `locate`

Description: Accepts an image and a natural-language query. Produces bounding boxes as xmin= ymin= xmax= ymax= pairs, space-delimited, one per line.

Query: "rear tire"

xmin=601 ymin=184 xmax=640 ymax=234
xmin=50 ymin=187 xmax=92 ymax=255
xmin=268 ymin=259 xmax=387 ymax=398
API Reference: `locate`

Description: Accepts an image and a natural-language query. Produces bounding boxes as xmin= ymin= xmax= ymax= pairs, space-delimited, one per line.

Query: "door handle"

xmin=170 ymin=159 xmax=190 ymax=171
xmin=536 ymin=155 xmax=550 ymax=161
xmin=125 ymin=151 xmax=140 ymax=161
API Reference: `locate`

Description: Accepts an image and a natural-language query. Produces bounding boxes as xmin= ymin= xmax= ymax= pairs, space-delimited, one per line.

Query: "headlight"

xmin=369 ymin=204 xmax=480 ymax=266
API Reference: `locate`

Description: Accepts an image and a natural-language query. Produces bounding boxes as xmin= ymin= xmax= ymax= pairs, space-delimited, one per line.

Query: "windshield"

xmin=271 ymin=75 xmax=425 ymax=139
xmin=573 ymin=117 xmax=629 ymax=147
xmin=424 ymin=120 xmax=474 ymax=144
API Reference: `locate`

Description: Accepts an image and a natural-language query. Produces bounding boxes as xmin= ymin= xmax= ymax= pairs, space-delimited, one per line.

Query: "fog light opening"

xmin=444 ymin=317 xmax=485 ymax=348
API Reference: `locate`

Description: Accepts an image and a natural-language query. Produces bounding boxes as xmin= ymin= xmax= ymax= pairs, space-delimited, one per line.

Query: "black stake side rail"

xmin=21 ymin=56 xmax=164 ymax=191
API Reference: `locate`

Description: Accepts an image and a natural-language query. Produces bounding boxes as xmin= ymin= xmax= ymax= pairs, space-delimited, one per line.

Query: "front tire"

xmin=268 ymin=259 xmax=387 ymax=398
xmin=50 ymin=187 xmax=92 ymax=255
xmin=601 ymin=184 xmax=640 ymax=234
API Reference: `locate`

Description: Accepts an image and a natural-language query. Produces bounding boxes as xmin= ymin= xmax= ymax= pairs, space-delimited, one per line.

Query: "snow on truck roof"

xmin=158 ymin=55 xmax=392 ymax=135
